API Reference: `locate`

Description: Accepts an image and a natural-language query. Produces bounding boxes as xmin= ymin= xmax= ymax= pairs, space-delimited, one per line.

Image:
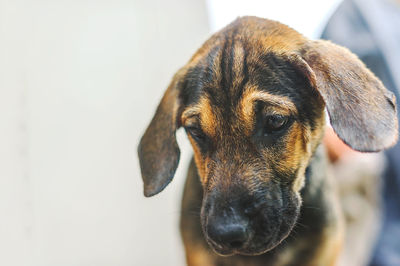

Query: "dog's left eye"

xmin=185 ymin=126 xmax=206 ymax=142
xmin=264 ymin=115 xmax=288 ymax=133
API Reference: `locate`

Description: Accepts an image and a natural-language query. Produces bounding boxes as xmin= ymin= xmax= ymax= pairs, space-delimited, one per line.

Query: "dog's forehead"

xmin=181 ymin=40 xmax=307 ymax=113
xmin=189 ymin=16 xmax=306 ymax=62
xmin=180 ymin=18 xmax=310 ymax=105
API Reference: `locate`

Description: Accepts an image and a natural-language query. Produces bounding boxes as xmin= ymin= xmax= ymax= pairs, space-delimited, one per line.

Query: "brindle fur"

xmin=138 ymin=17 xmax=398 ymax=266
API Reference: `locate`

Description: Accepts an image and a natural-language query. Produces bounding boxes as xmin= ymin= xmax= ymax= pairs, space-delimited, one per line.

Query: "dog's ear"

xmin=295 ymin=40 xmax=398 ymax=152
xmin=138 ymin=70 xmax=185 ymax=197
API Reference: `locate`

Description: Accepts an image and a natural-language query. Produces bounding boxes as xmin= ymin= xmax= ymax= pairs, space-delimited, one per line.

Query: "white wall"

xmin=0 ymin=0 xmax=209 ymax=265
xmin=206 ymin=0 xmax=343 ymax=38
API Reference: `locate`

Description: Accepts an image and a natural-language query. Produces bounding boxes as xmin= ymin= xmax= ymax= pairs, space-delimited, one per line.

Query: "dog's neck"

xmin=299 ymin=143 xmax=340 ymax=234
xmin=302 ymin=144 xmax=330 ymax=200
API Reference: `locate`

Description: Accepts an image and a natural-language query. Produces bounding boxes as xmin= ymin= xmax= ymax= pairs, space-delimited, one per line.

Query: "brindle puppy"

xmin=138 ymin=17 xmax=398 ymax=266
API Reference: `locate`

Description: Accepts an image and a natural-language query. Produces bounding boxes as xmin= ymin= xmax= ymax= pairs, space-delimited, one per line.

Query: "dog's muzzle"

xmin=201 ymin=184 xmax=300 ymax=256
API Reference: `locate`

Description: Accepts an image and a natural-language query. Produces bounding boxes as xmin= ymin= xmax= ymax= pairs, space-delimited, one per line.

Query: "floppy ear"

xmin=297 ymin=40 xmax=398 ymax=152
xmin=138 ymin=71 xmax=185 ymax=197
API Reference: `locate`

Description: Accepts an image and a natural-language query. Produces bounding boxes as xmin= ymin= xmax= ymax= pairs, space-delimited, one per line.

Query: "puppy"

xmin=138 ymin=17 xmax=398 ymax=266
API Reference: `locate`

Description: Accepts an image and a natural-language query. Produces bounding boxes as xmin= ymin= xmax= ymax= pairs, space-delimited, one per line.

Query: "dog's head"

xmin=138 ymin=17 xmax=398 ymax=256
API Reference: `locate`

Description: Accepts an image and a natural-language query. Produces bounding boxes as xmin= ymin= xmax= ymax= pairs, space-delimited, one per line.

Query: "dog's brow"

xmin=181 ymin=97 xmax=216 ymax=136
xmin=239 ymin=89 xmax=297 ymax=133
xmin=181 ymin=109 xmax=200 ymax=127
xmin=240 ymin=89 xmax=296 ymax=115
xmin=249 ymin=91 xmax=296 ymax=112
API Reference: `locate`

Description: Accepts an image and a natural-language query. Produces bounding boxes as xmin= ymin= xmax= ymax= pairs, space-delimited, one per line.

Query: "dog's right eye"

xmin=264 ymin=115 xmax=288 ymax=133
xmin=253 ymin=110 xmax=292 ymax=140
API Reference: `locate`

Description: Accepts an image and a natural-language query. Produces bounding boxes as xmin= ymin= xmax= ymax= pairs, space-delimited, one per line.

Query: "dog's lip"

xmin=212 ymin=247 xmax=236 ymax=256
xmin=205 ymin=238 xmax=235 ymax=256
xmin=208 ymin=242 xmax=250 ymax=257
xmin=204 ymin=232 xmax=249 ymax=256
xmin=207 ymin=238 xmax=277 ymax=257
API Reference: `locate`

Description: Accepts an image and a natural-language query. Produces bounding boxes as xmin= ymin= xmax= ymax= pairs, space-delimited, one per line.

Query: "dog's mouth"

xmin=203 ymin=219 xmax=293 ymax=256
xmin=205 ymin=231 xmax=280 ymax=256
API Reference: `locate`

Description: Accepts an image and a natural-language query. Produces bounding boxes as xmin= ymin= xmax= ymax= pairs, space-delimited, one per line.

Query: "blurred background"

xmin=1 ymin=0 xmax=399 ymax=265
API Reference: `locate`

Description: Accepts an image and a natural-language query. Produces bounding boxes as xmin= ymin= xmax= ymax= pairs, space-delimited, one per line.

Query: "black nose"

xmin=207 ymin=220 xmax=249 ymax=249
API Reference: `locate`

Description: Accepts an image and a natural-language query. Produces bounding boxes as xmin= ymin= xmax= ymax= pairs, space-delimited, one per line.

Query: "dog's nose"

xmin=207 ymin=216 xmax=249 ymax=249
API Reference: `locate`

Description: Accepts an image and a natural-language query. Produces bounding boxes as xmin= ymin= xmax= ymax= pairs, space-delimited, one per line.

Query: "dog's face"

xmin=138 ymin=17 xmax=398 ymax=256
xmin=180 ymin=47 xmax=326 ymax=255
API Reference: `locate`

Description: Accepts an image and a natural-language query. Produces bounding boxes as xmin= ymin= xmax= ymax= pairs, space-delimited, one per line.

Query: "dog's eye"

xmin=185 ymin=126 xmax=206 ymax=142
xmin=264 ymin=115 xmax=288 ymax=133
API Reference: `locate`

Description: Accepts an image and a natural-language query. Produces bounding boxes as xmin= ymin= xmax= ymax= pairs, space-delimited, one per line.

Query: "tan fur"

xmin=184 ymin=244 xmax=215 ymax=266
xmin=232 ymin=43 xmax=246 ymax=89
xmin=182 ymin=97 xmax=217 ymax=137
